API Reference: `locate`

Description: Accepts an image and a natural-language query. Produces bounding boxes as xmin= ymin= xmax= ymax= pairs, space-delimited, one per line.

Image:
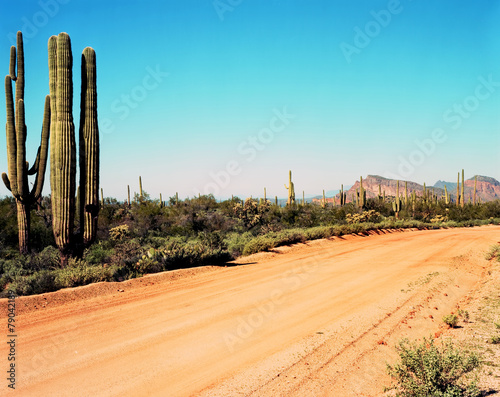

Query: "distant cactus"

xmin=473 ymin=175 xmax=477 ymax=205
xmin=461 ymin=169 xmax=465 ymax=208
xmin=340 ymin=184 xmax=346 ymax=206
xmin=322 ymin=189 xmax=326 ymax=208
xmin=2 ymin=32 xmax=50 ymax=253
xmin=127 ymin=185 xmax=131 ymax=206
xmin=404 ymin=181 xmax=408 ymax=208
xmin=139 ymin=176 xmax=143 ymax=198
xmin=284 ymin=170 xmax=295 ymax=206
xmin=444 ymin=184 xmax=449 ymax=205
xmin=456 ymin=172 xmax=460 ymax=206
xmin=358 ymin=176 xmax=366 ymax=208
xmin=392 ymin=180 xmax=401 ymax=218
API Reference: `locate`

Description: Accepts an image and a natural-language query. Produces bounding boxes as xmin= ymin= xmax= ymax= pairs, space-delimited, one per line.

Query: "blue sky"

xmin=0 ymin=0 xmax=499 ymax=200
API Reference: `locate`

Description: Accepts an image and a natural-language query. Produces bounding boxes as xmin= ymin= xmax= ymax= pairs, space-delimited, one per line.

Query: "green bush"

xmin=386 ymin=336 xmax=481 ymax=396
xmin=443 ymin=314 xmax=459 ymax=328
xmin=7 ymin=271 xmax=58 ymax=296
xmin=485 ymin=244 xmax=500 ymax=261
xmin=54 ymin=260 xmax=115 ymax=288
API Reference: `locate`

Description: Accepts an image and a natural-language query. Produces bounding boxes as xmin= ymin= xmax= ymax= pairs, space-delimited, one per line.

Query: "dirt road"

xmin=4 ymin=226 xmax=499 ymax=396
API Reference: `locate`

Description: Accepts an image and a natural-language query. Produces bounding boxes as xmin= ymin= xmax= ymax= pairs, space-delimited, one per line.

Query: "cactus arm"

xmin=15 ymin=32 xmax=24 ymax=107
xmin=27 ymin=147 xmax=40 ymax=175
xmin=30 ymin=95 xmax=50 ymax=201
xmin=9 ymin=46 xmax=16 ymax=81
xmin=2 ymin=173 xmax=11 ymax=191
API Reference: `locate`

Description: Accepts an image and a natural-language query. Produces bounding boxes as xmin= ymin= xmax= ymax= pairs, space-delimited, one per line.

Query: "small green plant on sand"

xmin=443 ymin=314 xmax=459 ymax=328
xmin=386 ymin=336 xmax=481 ymax=396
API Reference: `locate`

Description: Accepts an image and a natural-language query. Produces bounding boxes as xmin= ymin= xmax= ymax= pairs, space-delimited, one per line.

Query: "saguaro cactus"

xmin=461 ymin=169 xmax=465 ymax=208
xmin=2 ymin=31 xmax=50 ymax=254
xmin=284 ymin=170 xmax=295 ymax=206
xmin=79 ymin=46 xmax=99 ymax=246
xmin=456 ymin=172 xmax=460 ymax=206
xmin=392 ymin=180 xmax=401 ymax=219
xmin=404 ymin=181 xmax=408 ymax=208
xmin=473 ymin=175 xmax=477 ymax=205
xmin=358 ymin=176 xmax=366 ymax=208
xmin=340 ymin=184 xmax=346 ymax=206
xmin=49 ymin=32 xmax=99 ymax=265
xmin=49 ymin=33 xmax=76 ymax=263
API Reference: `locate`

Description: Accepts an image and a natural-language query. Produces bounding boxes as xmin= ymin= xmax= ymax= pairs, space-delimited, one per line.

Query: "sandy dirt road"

xmin=3 ymin=226 xmax=500 ymax=396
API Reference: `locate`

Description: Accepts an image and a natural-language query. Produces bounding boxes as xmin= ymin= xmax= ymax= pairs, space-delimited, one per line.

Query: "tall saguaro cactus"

xmin=2 ymin=31 xmax=50 ymax=254
xmin=79 ymin=46 xmax=99 ymax=246
xmin=49 ymin=33 xmax=76 ymax=263
xmin=49 ymin=32 xmax=99 ymax=265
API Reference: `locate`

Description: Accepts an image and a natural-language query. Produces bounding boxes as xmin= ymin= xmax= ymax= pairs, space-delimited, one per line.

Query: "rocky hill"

xmin=313 ymin=175 xmax=500 ymax=205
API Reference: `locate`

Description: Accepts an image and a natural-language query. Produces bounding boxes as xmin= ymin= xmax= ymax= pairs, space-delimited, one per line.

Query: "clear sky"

xmin=0 ymin=0 xmax=499 ymax=200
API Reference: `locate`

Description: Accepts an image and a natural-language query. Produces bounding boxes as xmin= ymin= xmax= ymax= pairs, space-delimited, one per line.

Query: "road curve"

xmin=4 ymin=226 xmax=500 ymax=396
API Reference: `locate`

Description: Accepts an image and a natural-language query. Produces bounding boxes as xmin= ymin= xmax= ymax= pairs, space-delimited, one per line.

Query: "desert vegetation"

xmin=1 ymin=189 xmax=500 ymax=297
xmin=1 ymin=32 xmax=499 ymax=300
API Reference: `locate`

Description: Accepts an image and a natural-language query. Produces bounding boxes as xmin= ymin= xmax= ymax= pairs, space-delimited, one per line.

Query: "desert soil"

xmin=2 ymin=225 xmax=500 ymax=396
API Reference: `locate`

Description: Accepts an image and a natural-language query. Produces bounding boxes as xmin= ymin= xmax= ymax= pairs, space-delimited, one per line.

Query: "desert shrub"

xmin=242 ymin=235 xmax=276 ymax=256
xmin=303 ymin=226 xmax=335 ymax=240
xmin=442 ymin=314 xmax=459 ymax=328
xmin=345 ymin=210 xmax=381 ymax=224
xmin=386 ymin=336 xmax=481 ymax=397
xmin=83 ymin=242 xmax=114 ymax=265
xmin=488 ymin=336 xmax=500 ymax=345
xmin=225 ymin=232 xmax=253 ymax=257
xmin=54 ymin=259 xmax=115 ymax=288
xmin=6 ymin=271 xmax=58 ymax=296
xmin=109 ymin=224 xmax=130 ymax=241
xmin=485 ymin=244 xmax=500 ymax=261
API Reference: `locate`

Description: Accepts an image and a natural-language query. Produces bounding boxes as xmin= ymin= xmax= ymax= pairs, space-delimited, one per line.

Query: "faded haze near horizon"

xmin=0 ymin=0 xmax=499 ymax=201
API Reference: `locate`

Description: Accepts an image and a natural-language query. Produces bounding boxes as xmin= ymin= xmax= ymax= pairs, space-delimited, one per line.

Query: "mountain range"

xmin=311 ymin=175 xmax=500 ymax=204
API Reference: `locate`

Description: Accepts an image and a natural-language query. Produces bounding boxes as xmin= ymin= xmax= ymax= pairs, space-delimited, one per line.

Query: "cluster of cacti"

xmin=49 ymin=32 xmax=99 ymax=265
xmin=339 ymin=184 xmax=346 ymax=206
xmin=284 ymin=170 xmax=295 ymax=206
xmin=2 ymin=31 xmax=50 ymax=254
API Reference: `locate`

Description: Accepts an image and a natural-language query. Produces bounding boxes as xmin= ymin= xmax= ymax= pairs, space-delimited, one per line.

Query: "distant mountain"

xmin=311 ymin=175 xmax=500 ymax=205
